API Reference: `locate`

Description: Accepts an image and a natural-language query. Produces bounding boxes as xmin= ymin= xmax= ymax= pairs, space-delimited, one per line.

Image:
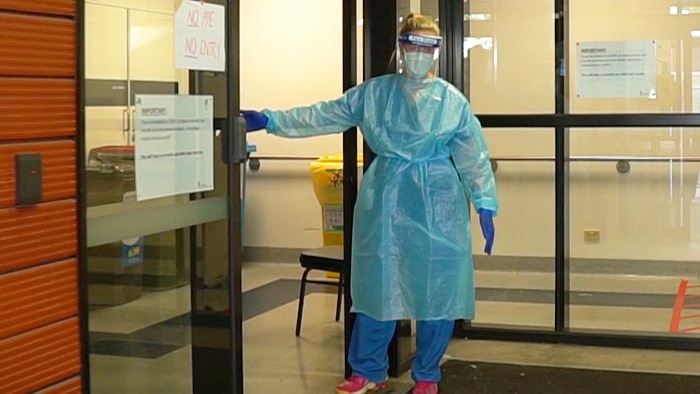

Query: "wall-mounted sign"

xmin=134 ymin=94 xmax=214 ymax=201
xmin=576 ymin=40 xmax=657 ymax=99
xmin=175 ymin=0 xmax=226 ymax=72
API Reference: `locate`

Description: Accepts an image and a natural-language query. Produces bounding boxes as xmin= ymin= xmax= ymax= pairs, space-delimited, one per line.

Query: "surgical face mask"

xmin=403 ymin=52 xmax=435 ymax=79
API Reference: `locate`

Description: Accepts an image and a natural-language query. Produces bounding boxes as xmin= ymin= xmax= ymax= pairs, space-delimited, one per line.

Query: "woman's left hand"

xmin=478 ymin=209 xmax=495 ymax=255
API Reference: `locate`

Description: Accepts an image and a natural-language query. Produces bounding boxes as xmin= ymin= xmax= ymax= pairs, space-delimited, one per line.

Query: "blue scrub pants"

xmin=348 ymin=313 xmax=454 ymax=383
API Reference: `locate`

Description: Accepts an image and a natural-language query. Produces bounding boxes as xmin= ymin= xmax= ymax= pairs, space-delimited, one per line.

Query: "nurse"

xmin=241 ymin=13 xmax=498 ymax=394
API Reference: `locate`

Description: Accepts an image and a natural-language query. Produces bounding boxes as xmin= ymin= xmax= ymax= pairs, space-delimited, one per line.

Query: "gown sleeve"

xmin=448 ymin=103 xmax=499 ymax=214
xmin=261 ymin=84 xmax=365 ymax=138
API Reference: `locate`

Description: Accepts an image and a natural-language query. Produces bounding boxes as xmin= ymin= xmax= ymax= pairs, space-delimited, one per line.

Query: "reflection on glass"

xmin=471 ymin=129 xmax=555 ymax=329
xmin=569 ymin=0 xmax=700 ymax=113
xmin=463 ymin=36 xmax=493 ymax=58
xmin=569 ymin=127 xmax=700 ymax=336
xmin=85 ymin=1 xmax=202 ymax=393
xmin=465 ymin=0 xmax=555 ymax=113
xmin=87 ymin=227 xmax=192 ymax=393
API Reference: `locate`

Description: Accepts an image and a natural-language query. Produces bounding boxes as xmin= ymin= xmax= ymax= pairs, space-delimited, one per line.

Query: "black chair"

xmin=295 ymin=245 xmax=344 ymax=336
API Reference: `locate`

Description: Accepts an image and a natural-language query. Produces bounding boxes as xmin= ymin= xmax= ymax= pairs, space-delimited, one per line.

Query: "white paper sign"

xmin=324 ymin=206 xmax=344 ymax=232
xmin=576 ymin=40 xmax=657 ymax=98
xmin=175 ymin=1 xmax=225 ymax=72
xmin=135 ymin=95 xmax=214 ymax=201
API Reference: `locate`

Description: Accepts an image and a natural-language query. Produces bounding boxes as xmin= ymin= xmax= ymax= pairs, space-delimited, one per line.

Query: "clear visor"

xmin=396 ymin=34 xmax=442 ymax=79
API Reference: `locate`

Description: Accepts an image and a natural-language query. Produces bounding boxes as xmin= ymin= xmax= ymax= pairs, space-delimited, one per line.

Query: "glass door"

xmin=83 ymin=0 xmax=244 ymax=393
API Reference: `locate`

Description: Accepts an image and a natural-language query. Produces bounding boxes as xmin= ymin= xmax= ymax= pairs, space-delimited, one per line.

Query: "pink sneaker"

xmin=413 ymin=381 xmax=438 ymax=394
xmin=336 ymin=375 xmax=388 ymax=394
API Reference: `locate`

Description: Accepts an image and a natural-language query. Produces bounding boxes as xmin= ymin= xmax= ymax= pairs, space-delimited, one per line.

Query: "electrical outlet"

xmin=584 ymin=229 xmax=600 ymax=242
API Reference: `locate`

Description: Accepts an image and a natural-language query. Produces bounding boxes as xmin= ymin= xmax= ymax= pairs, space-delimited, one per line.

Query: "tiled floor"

xmin=88 ymin=262 xmax=700 ymax=393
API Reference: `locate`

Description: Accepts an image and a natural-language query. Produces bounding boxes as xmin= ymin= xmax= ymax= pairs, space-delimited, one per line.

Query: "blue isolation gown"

xmin=263 ymin=74 xmax=498 ymax=321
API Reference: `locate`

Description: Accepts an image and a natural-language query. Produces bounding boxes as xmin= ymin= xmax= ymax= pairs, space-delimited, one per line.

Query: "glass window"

xmin=569 ymin=127 xmax=700 ymax=335
xmin=569 ymin=0 xmax=700 ymax=113
xmin=471 ymin=128 xmax=555 ymax=329
xmin=465 ymin=0 xmax=555 ymax=114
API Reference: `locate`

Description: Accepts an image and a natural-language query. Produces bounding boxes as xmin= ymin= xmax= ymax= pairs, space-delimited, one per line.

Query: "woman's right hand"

xmin=240 ymin=110 xmax=269 ymax=132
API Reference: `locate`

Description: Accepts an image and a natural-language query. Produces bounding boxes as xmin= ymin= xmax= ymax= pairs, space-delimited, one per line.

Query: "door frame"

xmin=224 ymin=0 xmax=244 ymax=392
xmin=188 ymin=0 xmax=244 ymax=393
xmin=76 ymin=0 xmax=91 ymax=391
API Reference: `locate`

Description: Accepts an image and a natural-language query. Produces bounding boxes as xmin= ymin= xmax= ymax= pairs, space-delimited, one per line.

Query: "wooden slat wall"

xmin=0 ymin=14 xmax=76 ymax=76
xmin=0 ymin=259 xmax=78 ymax=339
xmin=0 ymin=320 xmax=81 ymax=394
xmin=35 ymin=378 xmax=82 ymax=394
xmin=0 ymin=0 xmax=76 ymax=16
xmin=0 ymin=80 xmax=78 ymax=141
xmin=0 ymin=0 xmax=82 ymax=393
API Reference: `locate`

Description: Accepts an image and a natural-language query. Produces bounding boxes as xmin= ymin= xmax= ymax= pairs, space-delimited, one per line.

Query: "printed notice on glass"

xmin=135 ymin=94 xmax=214 ymax=201
xmin=576 ymin=40 xmax=657 ymax=98
xmin=175 ymin=0 xmax=225 ymax=72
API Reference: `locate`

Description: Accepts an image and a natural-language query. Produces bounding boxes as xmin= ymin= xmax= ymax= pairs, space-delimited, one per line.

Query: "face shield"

xmin=397 ymin=34 xmax=442 ymax=79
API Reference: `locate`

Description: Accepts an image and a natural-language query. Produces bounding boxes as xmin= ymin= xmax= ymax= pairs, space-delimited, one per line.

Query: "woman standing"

xmin=241 ymin=13 xmax=498 ymax=394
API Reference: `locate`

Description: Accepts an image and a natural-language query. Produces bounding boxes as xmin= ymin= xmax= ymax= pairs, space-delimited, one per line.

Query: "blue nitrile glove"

xmin=240 ymin=110 xmax=269 ymax=132
xmin=478 ymin=209 xmax=495 ymax=255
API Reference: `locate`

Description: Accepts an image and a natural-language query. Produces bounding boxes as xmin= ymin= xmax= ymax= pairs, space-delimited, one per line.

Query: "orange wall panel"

xmin=34 ymin=377 xmax=82 ymax=394
xmin=0 ymin=141 xmax=76 ymax=208
xmin=0 ymin=319 xmax=81 ymax=394
xmin=0 ymin=0 xmax=76 ymax=16
xmin=0 ymin=1 xmax=81 ymax=392
xmin=0 ymin=13 xmax=76 ymax=77
xmin=0 ymin=78 xmax=76 ymax=140
xmin=0 ymin=200 xmax=77 ymax=274
xmin=0 ymin=259 xmax=78 ymax=340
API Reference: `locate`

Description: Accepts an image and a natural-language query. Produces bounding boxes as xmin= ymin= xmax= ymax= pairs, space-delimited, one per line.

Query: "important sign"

xmin=134 ymin=95 xmax=214 ymax=201
xmin=576 ymin=40 xmax=657 ymax=99
xmin=175 ymin=0 xmax=225 ymax=72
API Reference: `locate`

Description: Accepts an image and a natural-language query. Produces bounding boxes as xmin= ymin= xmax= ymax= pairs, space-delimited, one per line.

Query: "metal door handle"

xmin=231 ymin=117 xmax=247 ymax=164
xmin=122 ymin=109 xmax=130 ymax=132
xmin=131 ymin=109 xmax=136 ymax=143
xmin=221 ymin=117 xmax=248 ymax=165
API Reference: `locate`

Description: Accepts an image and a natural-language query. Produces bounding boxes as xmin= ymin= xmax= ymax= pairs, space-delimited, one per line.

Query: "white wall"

xmin=240 ymin=0 xmax=364 ymax=248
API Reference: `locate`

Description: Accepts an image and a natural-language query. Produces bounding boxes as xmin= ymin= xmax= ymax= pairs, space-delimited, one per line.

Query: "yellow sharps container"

xmin=309 ymin=154 xmax=364 ymax=277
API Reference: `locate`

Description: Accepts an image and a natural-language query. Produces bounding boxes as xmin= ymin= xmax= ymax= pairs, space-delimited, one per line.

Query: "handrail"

xmin=489 ymin=155 xmax=700 ymax=174
xmin=249 ymin=154 xmax=700 ymax=162
xmin=492 ymin=155 xmax=700 ymax=162
xmin=250 ymin=155 xmax=321 ymax=161
xmin=247 ymin=155 xmax=326 ymax=171
xmin=247 ymin=154 xmax=700 ymax=173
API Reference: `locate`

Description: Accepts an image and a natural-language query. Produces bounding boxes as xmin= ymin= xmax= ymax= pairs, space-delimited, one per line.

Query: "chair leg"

xmin=335 ymin=274 xmax=343 ymax=322
xmin=296 ymin=268 xmax=312 ymax=337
